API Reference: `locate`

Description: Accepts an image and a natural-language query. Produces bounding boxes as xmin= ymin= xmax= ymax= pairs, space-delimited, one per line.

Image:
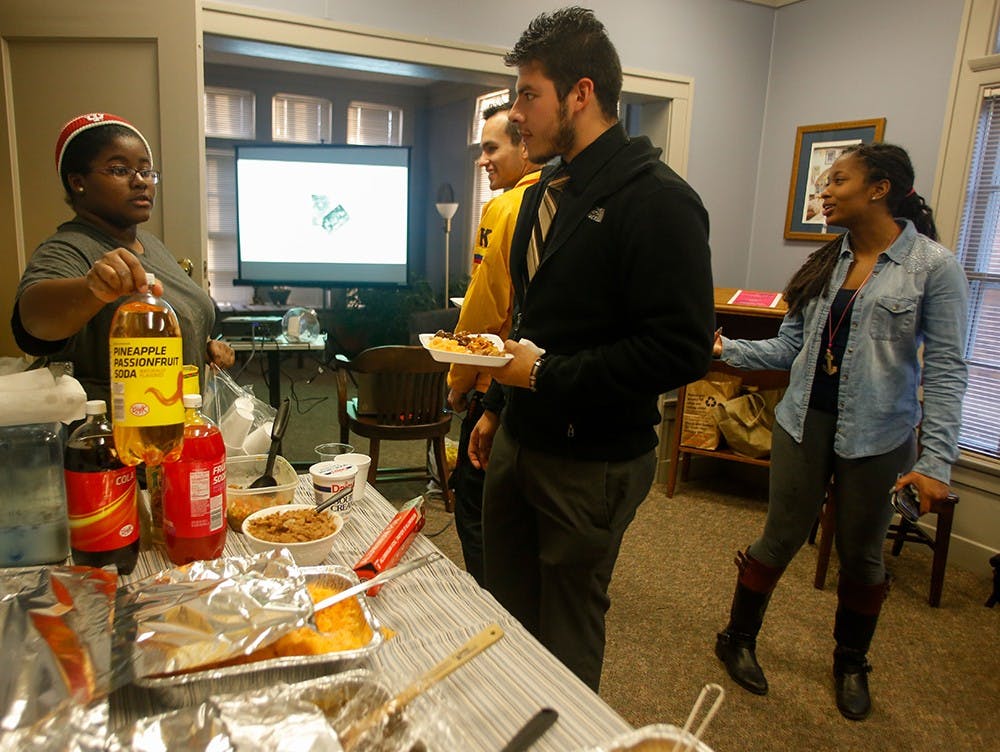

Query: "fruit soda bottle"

xmin=140 ymin=363 xmax=200 ymax=547
xmin=163 ymin=393 xmax=227 ymax=564
xmin=64 ymin=399 xmax=139 ymax=575
xmin=109 ymin=272 xmax=185 ymax=467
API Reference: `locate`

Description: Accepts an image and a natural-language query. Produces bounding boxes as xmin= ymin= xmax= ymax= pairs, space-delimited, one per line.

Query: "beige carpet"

xmin=238 ymin=356 xmax=1000 ymax=751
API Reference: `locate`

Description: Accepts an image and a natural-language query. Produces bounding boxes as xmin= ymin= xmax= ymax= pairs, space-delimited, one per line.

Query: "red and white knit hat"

xmin=54 ymin=112 xmax=152 ymax=176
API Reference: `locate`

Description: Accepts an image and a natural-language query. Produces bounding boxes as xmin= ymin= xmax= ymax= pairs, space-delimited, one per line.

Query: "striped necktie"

xmin=527 ymin=173 xmax=570 ymax=280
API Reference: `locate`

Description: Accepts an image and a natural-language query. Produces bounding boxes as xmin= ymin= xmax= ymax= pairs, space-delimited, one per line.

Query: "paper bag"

xmin=680 ymin=372 xmax=742 ymax=450
xmin=713 ymin=391 xmax=773 ymax=458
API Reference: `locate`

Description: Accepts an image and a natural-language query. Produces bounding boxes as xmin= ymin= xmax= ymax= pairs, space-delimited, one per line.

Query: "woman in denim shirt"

xmin=713 ymin=143 xmax=968 ymax=721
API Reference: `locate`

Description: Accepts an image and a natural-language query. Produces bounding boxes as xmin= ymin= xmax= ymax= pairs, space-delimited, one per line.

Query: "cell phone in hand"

xmin=890 ymin=483 xmax=921 ymax=523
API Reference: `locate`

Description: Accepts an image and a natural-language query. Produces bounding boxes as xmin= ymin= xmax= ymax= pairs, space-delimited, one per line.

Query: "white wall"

xmin=747 ymin=0 xmax=966 ymax=289
xmin=216 ymin=0 xmax=777 ymax=289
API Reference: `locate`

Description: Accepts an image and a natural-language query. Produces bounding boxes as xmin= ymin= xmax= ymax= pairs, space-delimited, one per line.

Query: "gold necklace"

xmin=823 ymin=266 xmax=876 ymax=376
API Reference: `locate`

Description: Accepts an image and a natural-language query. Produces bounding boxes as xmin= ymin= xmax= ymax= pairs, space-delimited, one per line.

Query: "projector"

xmin=220 ymin=315 xmax=284 ymax=340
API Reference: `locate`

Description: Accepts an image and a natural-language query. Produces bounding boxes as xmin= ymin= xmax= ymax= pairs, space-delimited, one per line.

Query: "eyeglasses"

xmin=92 ymin=165 xmax=161 ymax=184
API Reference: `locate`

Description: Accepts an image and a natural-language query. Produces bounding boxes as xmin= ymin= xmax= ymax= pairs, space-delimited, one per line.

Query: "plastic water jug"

xmin=0 ymin=421 xmax=69 ymax=566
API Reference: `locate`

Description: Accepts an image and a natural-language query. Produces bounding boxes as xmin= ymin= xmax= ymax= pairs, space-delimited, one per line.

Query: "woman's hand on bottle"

xmin=894 ymin=471 xmax=949 ymax=515
xmin=87 ymin=248 xmax=161 ymax=303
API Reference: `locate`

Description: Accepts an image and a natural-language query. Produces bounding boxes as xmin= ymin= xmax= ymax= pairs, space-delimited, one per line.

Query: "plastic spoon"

xmin=248 ymin=398 xmax=290 ymax=489
xmin=339 ymin=622 xmax=504 ymax=751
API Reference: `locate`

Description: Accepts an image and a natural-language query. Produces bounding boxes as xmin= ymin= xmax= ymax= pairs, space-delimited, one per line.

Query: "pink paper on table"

xmin=726 ymin=289 xmax=783 ymax=308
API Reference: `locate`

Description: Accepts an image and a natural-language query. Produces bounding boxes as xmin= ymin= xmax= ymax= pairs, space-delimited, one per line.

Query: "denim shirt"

xmin=721 ymin=221 xmax=968 ymax=484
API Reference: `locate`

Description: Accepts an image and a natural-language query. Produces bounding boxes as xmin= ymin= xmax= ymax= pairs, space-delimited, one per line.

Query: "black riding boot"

xmin=715 ymin=549 xmax=785 ymax=695
xmin=833 ymin=574 xmax=889 ymax=721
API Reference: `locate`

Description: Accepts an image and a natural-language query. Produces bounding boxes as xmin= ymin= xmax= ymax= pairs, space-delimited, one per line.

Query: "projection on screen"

xmin=235 ymin=145 xmax=410 ymax=287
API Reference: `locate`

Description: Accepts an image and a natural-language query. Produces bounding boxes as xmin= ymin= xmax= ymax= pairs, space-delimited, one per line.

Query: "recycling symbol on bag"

xmin=704 ymin=396 xmax=718 ymax=407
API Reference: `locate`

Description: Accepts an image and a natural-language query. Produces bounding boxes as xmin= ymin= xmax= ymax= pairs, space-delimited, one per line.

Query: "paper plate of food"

xmin=419 ymin=330 xmax=513 ymax=367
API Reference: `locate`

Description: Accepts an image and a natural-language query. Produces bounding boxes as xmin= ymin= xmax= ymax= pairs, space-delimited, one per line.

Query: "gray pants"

xmin=482 ymin=425 xmax=656 ymax=691
xmin=749 ymin=408 xmax=917 ymax=585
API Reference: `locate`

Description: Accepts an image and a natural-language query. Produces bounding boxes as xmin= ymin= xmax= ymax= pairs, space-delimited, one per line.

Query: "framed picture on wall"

xmin=784 ymin=118 xmax=886 ymax=241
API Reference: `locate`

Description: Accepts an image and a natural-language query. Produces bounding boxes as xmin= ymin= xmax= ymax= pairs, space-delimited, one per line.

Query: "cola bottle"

xmin=64 ymin=399 xmax=139 ymax=574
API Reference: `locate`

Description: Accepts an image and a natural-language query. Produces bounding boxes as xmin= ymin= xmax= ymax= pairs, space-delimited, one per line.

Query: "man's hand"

xmin=484 ymin=338 xmax=544 ymax=389
xmin=207 ymin=339 xmax=236 ymax=369
xmin=468 ymin=409 xmax=500 ymax=470
xmin=447 ymin=387 xmax=468 ymax=413
xmin=86 ymin=248 xmax=160 ymax=303
xmin=894 ymin=471 xmax=950 ymax=515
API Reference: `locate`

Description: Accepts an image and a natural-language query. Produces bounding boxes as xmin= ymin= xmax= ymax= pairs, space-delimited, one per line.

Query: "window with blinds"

xmin=205 ymin=148 xmax=251 ymax=304
xmin=470 ymin=89 xmax=510 ymax=145
xmin=205 ymin=87 xmax=255 ymax=139
xmin=272 ymin=93 xmax=332 ymax=143
xmin=467 ymin=89 xmax=510 ymax=253
xmin=346 ymin=101 xmax=403 ymax=145
xmin=955 ymin=88 xmax=1000 ymax=458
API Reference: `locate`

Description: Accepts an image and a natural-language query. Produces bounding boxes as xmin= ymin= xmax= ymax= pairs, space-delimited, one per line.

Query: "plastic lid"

xmin=183 ymin=393 xmax=202 ymax=408
xmin=85 ymin=399 xmax=106 ymax=415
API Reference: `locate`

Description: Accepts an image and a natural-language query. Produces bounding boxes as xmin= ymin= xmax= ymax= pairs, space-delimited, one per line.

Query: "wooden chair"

xmin=813 ymin=484 xmax=959 ymax=607
xmin=335 ymin=345 xmax=454 ymax=512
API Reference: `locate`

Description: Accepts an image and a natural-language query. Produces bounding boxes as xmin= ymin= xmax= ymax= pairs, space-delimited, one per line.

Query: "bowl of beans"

xmin=241 ymin=504 xmax=344 ymax=566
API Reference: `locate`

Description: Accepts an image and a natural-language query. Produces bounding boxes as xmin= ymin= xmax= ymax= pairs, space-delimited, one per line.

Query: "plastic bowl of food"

xmin=226 ymin=454 xmax=298 ymax=532
xmin=241 ymin=504 xmax=344 ymax=566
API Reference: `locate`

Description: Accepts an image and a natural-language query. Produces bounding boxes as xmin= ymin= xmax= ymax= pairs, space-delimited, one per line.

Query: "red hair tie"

xmin=905 ymin=187 xmax=916 ymax=197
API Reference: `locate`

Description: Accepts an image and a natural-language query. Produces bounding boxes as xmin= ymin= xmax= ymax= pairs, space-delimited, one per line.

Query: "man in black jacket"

xmin=470 ymin=6 xmax=715 ymax=691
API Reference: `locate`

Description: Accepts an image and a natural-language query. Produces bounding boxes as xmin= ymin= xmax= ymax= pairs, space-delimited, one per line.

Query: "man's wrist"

xmin=528 ymin=355 xmax=546 ymax=392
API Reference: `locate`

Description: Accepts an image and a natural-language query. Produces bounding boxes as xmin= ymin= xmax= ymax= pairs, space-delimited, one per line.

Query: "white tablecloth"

xmin=114 ymin=478 xmax=633 ymax=750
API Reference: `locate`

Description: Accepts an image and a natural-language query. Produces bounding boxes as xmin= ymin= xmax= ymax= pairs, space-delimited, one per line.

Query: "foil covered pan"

xmin=109 ymin=670 xmax=425 ymax=752
xmin=129 ymin=565 xmax=384 ymax=709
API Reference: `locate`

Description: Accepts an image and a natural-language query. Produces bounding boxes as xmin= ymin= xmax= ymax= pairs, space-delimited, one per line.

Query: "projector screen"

xmin=235 ymin=144 xmax=410 ymax=287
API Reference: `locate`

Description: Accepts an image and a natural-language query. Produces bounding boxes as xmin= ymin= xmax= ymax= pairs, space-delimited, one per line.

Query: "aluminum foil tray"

xmin=112 ymin=670 xmax=425 ymax=752
xmin=131 ymin=564 xmax=384 ymax=709
xmin=268 ymin=670 xmax=425 ymax=752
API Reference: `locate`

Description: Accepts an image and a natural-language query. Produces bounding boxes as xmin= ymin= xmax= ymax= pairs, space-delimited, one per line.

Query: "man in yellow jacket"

xmin=447 ymin=101 xmax=542 ymax=585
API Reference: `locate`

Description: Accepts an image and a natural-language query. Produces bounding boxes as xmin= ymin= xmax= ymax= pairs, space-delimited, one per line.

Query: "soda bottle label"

xmin=65 ymin=466 xmax=139 ymax=552
xmin=165 ymin=459 xmax=226 ymax=536
xmin=109 ymin=336 xmax=184 ymax=427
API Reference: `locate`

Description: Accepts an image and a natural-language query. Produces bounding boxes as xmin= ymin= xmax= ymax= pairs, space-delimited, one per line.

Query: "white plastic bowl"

xmin=241 ymin=503 xmax=344 ymax=566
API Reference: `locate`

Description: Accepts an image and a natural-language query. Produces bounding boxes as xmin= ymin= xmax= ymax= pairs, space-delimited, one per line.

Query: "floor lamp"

xmin=435 ymin=195 xmax=459 ymax=308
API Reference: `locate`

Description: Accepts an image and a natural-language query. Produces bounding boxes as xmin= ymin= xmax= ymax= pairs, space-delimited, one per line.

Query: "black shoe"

xmin=834 ymin=650 xmax=873 ymax=721
xmin=715 ymin=630 xmax=768 ymax=695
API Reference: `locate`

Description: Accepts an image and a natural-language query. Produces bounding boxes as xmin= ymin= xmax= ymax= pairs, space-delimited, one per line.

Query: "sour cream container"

xmin=309 ymin=461 xmax=357 ymax=517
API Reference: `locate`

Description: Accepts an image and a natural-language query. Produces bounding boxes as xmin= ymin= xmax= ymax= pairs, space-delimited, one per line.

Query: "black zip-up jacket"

xmin=484 ymin=124 xmax=715 ymax=461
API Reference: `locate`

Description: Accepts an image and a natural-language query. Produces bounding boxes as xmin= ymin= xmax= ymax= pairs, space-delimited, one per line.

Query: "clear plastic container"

xmin=225 ymin=454 xmax=298 ymax=531
xmin=0 ymin=422 xmax=69 ymax=566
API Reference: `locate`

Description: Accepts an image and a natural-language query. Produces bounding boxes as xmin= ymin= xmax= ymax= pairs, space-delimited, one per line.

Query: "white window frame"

xmin=467 ymin=89 xmax=510 ymax=259
xmin=204 ymin=147 xmax=250 ymax=305
xmin=346 ymin=100 xmax=403 ymax=145
xmin=272 ymin=92 xmax=333 ymax=143
xmin=470 ymin=88 xmax=510 ymax=146
xmin=934 ymin=0 xmax=1000 ymax=465
xmin=204 ymin=86 xmax=256 ymax=140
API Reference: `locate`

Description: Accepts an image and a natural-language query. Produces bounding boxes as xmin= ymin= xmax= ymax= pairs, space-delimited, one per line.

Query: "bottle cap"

xmin=145 ymin=272 xmax=156 ymax=287
xmin=183 ymin=393 xmax=202 ymax=408
xmin=85 ymin=399 xmax=106 ymax=415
